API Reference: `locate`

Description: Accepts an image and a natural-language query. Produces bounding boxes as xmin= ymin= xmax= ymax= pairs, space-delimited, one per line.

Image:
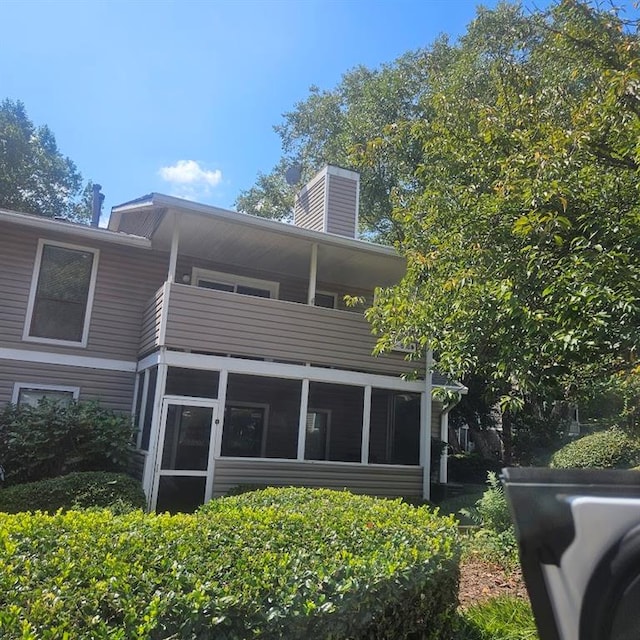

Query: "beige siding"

xmin=0 ymin=223 xmax=167 ymax=361
xmin=139 ymin=286 xmax=165 ymax=355
xmin=156 ymin=283 xmax=420 ymax=376
xmin=326 ymin=174 xmax=357 ymax=238
xmin=0 ymin=359 xmax=135 ymax=412
xmin=213 ymin=458 xmax=422 ymax=498
xmin=431 ymin=400 xmax=443 ymax=439
xmin=293 ymin=176 xmax=326 ymax=232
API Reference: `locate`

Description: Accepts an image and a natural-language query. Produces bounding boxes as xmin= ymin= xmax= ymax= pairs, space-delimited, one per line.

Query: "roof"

xmin=109 ymin=193 xmax=406 ymax=289
xmin=0 ymin=208 xmax=151 ymax=249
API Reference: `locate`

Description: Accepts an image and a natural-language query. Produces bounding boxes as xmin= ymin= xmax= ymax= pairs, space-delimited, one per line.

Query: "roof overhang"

xmin=110 ymin=193 xmax=406 ymax=289
xmin=0 ymin=208 xmax=151 ymax=249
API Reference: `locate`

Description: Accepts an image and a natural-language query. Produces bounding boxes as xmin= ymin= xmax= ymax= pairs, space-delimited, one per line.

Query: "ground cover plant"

xmin=0 ymin=487 xmax=460 ymax=639
xmin=0 ymin=471 xmax=146 ymax=514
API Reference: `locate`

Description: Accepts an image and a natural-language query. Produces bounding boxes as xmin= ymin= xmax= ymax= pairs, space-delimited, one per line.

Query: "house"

xmin=0 ymin=165 xmax=464 ymax=511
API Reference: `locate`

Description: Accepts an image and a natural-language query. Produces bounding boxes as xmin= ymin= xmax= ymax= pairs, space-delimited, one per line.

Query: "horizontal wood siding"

xmin=326 ymin=174 xmax=357 ymax=238
xmin=294 ymin=175 xmax=326 ymax=232
xmin=160 ymin=283 xmax=419 ymax=376
xmin=0 ymin=223 xmax=167 ymax=361
xmin=0 ymin=359 xmax=135 ymax=412
xmin=213 ymin=458 xmax=423 ymax=498
xmin=139 ymin=286 xmax=164 ymax=355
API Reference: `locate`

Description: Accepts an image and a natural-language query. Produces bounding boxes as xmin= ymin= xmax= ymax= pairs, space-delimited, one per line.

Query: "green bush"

xmin=549 ymin=427 xmax=640 ymax=469
xmin=0 ymin=487 xmax=460 ymax=639
xmin=0 ymin=472 xmax=146 ymax=514
xmin=0 ymin=400 xmax=134 ymax=485
xmin=448 ymin=453 xmax=502 ymax=484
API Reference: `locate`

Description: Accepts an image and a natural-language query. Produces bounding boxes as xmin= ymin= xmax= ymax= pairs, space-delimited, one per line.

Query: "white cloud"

xmin=158 ymin=160 xmax=222 ymax=200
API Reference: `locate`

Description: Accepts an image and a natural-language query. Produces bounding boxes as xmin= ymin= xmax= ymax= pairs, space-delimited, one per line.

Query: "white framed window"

xmin=23 ymin=239 xmax=99 ymax=348
xmin=314 ymin=291 xmax=337 ymax=309
xmin=304 ymin=408 xmax=331 ymax=460
xmin=191 ymin=268 xmax=279 ymax=299
xmin=221 ymin=402 xmax=270 ymax=458
xmin=12 ymin=383 xmax=79 ymax=408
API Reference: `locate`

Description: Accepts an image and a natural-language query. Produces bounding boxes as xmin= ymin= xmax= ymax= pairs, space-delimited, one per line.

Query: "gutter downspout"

xmin=422 ymin=348 xmax=433 ymax=501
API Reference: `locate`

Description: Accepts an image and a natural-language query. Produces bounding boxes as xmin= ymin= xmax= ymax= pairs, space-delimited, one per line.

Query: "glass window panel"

xmin=305 ymin=410 xmax=330 ymax=460
xmin=222 ymin=374 xmax=300 ymax=459
xmin=236 ymin=285 xmax=271 ymax=298
xmin=198 ymin=279 xmax=234 ymax=292
xmin=314 ymin=292 xmax=336 ymax=309
xmin=369 ymin=389 xmax=420 ymax=465
xmin=17 ymin=388 xmax=74 ymax=408
xmin=161 ymin=405 xmax=213 ymax=470
xmin=30 ymin=245 xmax=94 ymax=342
xmin=156 ymin=476 xmax=206 ymax=514
xmin=307 ymin=382 xmax=363 ymax=462
xmin=165 ymin=367 xmax=219 ymax=398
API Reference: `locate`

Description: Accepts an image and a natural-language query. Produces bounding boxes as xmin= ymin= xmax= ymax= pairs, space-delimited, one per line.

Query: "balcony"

xmin=140 ymin=282 xmax=419 ymax=377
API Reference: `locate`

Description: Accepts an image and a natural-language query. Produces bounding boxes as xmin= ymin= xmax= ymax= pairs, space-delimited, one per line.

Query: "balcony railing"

xmin=140 ymin=282 xmax=420 ymax=377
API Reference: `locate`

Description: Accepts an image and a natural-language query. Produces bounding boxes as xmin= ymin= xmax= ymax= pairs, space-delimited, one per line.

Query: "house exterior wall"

xmin=213 ymin=458 xmax=423 ymax=498
xmin=0 ymin=359 xmax=135 ymax=413
xmin=0 ymin=222 xmax=167 ymax=361
xmin=325 ymin=174 xmax=358 ymax=238
xmin=293 ymin=173 xmax=326 ymax=233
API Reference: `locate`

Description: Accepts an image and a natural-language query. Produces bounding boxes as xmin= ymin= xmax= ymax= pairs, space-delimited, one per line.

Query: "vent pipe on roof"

xmin=91 ymin=184 xmax=104 ymax=227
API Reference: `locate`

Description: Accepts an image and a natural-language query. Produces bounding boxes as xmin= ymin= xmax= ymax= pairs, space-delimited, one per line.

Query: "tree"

xmin=236 ymin=53 xmax=433 ymax=242
xmin=365 ymin=1 xmax=640 ymax=462
xmin=0 ymin=99 xmax=90 ymax=221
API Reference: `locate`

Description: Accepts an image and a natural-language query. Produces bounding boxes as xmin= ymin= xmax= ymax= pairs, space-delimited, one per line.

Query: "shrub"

xmin=0 ymin=472 xmax=146 ymax=514
xmin=549 ymin=427 xmax=640 ymax=469
xmin=0 ymin=487 xmax=460 ymax=639
xmin=0 ymin=400 xmax=134 ymax=485
xmin=448 ymin=453 xmax=502 ymax=484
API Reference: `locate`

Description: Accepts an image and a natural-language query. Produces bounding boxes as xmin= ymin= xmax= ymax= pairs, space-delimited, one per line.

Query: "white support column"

xmin=297 ymin=378 xmax=310 ymax=460
xmin=422 ymin=349 xmax=434 ymax=501
xmin=361 ymin=385 xmax=372 ymax=464
xmin=142 ymin=362 xmax=168 ymax=507
xmin=307 ymin=243 xmax=318 ymax=305
xmin=168 ymin=212 xmax=180 ymax=283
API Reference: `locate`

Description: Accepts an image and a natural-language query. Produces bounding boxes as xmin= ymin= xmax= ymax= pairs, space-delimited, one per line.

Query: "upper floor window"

xmin=191 ymin=267 xmax=279 ymax=299
xmin=23 ymin=240 xmax=99 ymax=347
xmin=314 ymin=291 xmax=337 ymax=309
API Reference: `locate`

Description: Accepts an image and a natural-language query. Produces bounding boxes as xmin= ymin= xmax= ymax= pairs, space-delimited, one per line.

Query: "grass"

xmin=454 ymin=597 xmax=539 ymax=640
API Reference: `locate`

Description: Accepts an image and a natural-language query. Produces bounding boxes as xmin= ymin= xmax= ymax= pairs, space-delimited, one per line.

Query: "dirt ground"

xmin=458 ymin=556 xmax=528 ymax=608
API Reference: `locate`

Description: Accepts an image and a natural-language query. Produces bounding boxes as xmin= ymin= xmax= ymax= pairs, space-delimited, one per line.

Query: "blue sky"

xmin=3 ymin=0 xmax=549 ymax=221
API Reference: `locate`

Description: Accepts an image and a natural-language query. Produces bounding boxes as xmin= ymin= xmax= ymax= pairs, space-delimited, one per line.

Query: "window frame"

xmin=314 ymin=291 xmax=337 ymax=309
xmin=11 ymin=382 xmax=80 ymax=407
xmin=304 ymin=408 xmax=332 ymax=460
xmin=191 ymin=267 xmax=279 ymax=299
xmin=221 ymin=401 xmax=270 ymax=458
xmin=22 ymin=239 xmax=100 ymax=348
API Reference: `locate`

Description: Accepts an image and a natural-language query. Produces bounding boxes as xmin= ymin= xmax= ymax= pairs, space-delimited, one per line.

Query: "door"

xmin=151 ymin=397 xmax=219 ymax=513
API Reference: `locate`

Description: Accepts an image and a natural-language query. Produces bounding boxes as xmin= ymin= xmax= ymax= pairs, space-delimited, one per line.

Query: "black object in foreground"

xmin=502 ymin=467 xmax=640 ymax=640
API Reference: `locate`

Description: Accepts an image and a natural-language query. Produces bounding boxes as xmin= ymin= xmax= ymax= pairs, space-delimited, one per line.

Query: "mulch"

xmin=458 ymin=556 xmax=528 ymax=609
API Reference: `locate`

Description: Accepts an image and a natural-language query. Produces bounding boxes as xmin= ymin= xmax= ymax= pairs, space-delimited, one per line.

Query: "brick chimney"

xmin=293 ymin=165 xmax=359 ymax=238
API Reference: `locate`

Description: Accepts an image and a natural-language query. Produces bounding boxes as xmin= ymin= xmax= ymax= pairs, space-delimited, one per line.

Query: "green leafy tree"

xmin=236 ymin=53 xmax=433 ymax=242
xmin=366 ymin=1 xmax=640 ymax=462
xmin=0 ymin=99 xmax=90 ymax=221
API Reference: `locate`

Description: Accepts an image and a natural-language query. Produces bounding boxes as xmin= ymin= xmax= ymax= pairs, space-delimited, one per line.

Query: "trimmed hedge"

xmin=0 ymin=487 xmax=460 ymax=639
xmin=0 ymin=400 xmax=134 ymax=485
xmin=549 ymin=428 xmax=640 ymax=469
xmin=0 ymin=471 xmax=146 ymax=514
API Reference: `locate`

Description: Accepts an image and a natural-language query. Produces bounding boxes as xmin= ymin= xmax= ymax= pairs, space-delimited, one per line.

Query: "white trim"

xmin=160 ymin=350 xmax=427 ymax=392
xmin=214 ymin=369 xmax=229 ymax=458
xmin=22 ymin=239 xmax=100 ymax=349
xmin=0 ymin=208 xmax=151 ymax=248
xmin=322 ymin=169 xmax=329 ymax=233
xmin=191 ymin=267 xmax=279 ymax=299
xmin=137 ymin=352 xmax=161 ymax=372
xmin=11 ymin=382 xmax=80 ymax=405
xmin=142 ymin=363 xmax=168 ymax=502
xmin=158 ymin=282 xmax=171 ymax=346
xmin=136 ymin=369 xmax=150 ymax=449
xmin=307 ymin=243 xmax=318 ymax=305
xmin=167 ymin=212 xmax=180 ymax=283
xmin=0 ymin=347 xmax=137 ymax=372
